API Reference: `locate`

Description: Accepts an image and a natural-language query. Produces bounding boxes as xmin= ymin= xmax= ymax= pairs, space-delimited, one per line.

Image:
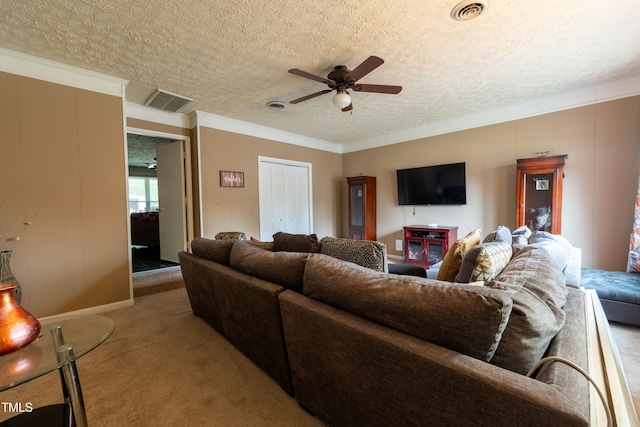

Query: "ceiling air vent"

xmin=451 ymin=0 xmax=487 ymax=21
xmin=144 ymin=89 xmax=193 ymax=113
xmin=266 ymin=101 xmax=287 ymax=110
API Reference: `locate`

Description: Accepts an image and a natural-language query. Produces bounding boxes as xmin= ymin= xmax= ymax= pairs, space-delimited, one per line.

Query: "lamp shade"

xmin=332 ymin=92 xmax=351 ymax=109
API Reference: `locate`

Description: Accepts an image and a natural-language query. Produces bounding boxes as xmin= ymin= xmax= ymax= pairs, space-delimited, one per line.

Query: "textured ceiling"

xmin=1 ymin=0 xmax=640 ymax=147
xmin=127 ymin=134 xmax=172 ymax=168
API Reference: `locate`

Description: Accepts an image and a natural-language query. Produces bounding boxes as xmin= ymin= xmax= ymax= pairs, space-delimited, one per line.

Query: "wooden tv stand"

xmin=403 ymin=225 xmax=458 ymax=267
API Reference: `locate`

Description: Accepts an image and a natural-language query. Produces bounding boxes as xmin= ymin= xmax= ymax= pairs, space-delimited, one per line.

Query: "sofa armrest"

xmin=585 ymin=289 xmax=640 ymax=425
xmin=426 ymin=260 xmax=443 ymax=279
xmin=564 ymin=247 xmax=582 ymax=286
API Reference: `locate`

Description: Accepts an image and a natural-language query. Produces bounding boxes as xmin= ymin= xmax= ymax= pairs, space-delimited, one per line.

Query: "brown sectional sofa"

xmin=178 ymin=235 xmax=592 ymax=426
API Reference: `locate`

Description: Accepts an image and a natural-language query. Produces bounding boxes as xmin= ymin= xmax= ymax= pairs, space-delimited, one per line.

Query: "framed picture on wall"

xmin=220 ymin=171 xmax=244 ymax=188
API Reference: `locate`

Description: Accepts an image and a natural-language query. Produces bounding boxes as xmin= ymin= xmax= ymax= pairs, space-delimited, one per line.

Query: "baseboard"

xmin=38 ymin=298 xmax=135 ymax=323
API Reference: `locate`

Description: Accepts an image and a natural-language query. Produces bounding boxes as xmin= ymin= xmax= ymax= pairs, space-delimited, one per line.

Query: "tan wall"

xmin=197 ymin=126 xmax=342 ymax=240
xmin=343 ymin=96 xmax=640 ymax=270
xmin=2 ymin=67 xmax=637 ymax=320
xmin=0 ymin=72 xmax=130 ymax=317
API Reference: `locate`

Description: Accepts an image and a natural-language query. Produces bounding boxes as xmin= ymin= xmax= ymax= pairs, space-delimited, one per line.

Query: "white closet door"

xmin=284 ymin=165 xmax=310 ymax=234
xmin=259 ymin=158 xmax=312 ymax=241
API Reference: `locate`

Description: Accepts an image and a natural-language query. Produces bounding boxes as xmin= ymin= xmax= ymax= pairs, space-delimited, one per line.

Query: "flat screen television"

xmin=397 ymin=162 xmax=466 ymax=205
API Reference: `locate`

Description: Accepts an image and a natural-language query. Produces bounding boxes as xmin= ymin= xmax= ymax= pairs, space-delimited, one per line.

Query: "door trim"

xmin=126 ymin=126 xmax=194 ymax=264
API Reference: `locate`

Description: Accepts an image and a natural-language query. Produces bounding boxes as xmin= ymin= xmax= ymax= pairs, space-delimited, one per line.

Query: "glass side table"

xmin=0 ymin=315 xmax=115 ymax=427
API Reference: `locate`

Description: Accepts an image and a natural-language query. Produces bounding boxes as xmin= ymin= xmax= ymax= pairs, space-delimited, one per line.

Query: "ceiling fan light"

xmin=332 ymin=92 xmax=351 ymax=109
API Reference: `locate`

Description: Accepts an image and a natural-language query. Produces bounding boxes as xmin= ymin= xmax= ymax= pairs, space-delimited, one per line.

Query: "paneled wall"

xmin=0 ymin=72 xmax=130 ymax=317
xmin=196 ymin=126 xmax=342 ymax=241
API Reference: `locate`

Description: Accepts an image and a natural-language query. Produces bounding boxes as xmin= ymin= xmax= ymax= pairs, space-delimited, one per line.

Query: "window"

xmin=129 ymin=176 xmax=159 ymax=213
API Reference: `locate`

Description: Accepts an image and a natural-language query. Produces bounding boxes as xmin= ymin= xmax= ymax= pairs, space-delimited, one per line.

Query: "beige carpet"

xmin=609 ymin=322 xmax=640 ymax=415
xmin=0 ymin=286 xmax=324 ymax=427
xmin=0 ymin=281 xmax=638 ymax=426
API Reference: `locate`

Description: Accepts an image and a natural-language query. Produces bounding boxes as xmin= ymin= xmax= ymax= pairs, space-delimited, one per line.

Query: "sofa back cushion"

xmin=486 ymin=246 xmax=568 ymax=374
xmin=230 ymin=241 xmax=308 ymax=293
xmin=319 ymin=236 xmax=388 ymax=272
xmin=191 ymin=237 xmax=234 ymax=266
xmin=303 ymin=254 xmax=513 ymax=361
xmin=528 ymin=231 xmax=573 ymax=271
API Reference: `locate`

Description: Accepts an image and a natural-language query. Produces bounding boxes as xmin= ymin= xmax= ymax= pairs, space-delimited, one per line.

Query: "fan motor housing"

xmin=328 ymin=65 xmax=353 ymax=86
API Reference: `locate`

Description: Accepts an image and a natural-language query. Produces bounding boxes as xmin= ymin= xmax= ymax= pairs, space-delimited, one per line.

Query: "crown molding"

xmin=343 ymin=75 xmax=640 ymax=153
xmin=126 ymin=102 xmax=191 ymax=129
xmin=193 ymin=110 xmax=343 ymax=154
xmin=0 ymin=47 xmax=127 ymax=97
xmin=4 ymin=46 xmax=638 ymax=155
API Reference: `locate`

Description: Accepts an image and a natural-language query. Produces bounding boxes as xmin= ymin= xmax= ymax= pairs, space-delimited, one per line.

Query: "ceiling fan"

xmin=288 ymin=56 xmax=402 ymax=112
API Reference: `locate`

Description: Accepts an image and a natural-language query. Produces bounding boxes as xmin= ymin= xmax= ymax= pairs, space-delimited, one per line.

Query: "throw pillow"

xmin=272 ymin=232 xmax=320 ymax=253
xmin=437 ymin=229 xmax=481 ymax=282
xmin=486 ymin=246 xmax=567 ymax=374
xmin=482 ymin=225 xmax=512 ymax=244
xmin=455 ymin=241 xmax=513 ymax=283
xmin=319 ymin=236 xmax=388 ymax=272
xmin=511 ymin=225 xmax=532 ymax=246
xmin=214 ymin=231 xmax=247 ymax=240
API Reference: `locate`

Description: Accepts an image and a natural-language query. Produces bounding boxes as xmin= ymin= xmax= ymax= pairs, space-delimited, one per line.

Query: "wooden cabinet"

xmin=403 ymin=225 xmax=458 ymax=267
xmin=515 ymin=154 xmax=567 ymax=234
xmin=347 ymin=176 xmax=376 ymax=240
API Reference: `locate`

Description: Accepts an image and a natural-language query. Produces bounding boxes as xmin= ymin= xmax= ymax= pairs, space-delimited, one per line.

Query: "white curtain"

xmin=627 ymin=172 xmax=640 ymax=273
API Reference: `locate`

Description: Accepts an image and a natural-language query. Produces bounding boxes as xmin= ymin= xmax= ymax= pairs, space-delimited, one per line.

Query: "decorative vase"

xmin=0 ymin=284 xmax=41 ymax=356
xmin=0 ymin=250 xmax=21 ymax=303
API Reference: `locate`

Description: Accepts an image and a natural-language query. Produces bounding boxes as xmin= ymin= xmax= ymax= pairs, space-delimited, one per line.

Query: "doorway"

xmin=127 ymin=130 xmax=192 ymax=273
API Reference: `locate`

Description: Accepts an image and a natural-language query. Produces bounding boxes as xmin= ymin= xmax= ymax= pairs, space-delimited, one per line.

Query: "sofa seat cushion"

xmin=487 ymin=246 xmax=568 ymax=374
xmin=320 ymin=236 xmax=388 ymax=273
xmin=230 ymin=241 xmax=308 ymax=293
xmin=303 ymin=254 xmax=513 ymax=361
xmin=191 ymin=237 xmax=235 ymax=266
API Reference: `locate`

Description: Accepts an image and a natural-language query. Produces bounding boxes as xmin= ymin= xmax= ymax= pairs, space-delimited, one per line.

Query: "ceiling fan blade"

xmin=347 ymin=56 xmax=384 ymax=83
xmin=342 ymin=103 xmax=353 ymax=112
xmin=288 ymin=68 xmax=334 ymax=85
xmin=290 ymin=89 xmax=333 ymax=104
xmin=353 ymin=84 xmax=402 ymax=94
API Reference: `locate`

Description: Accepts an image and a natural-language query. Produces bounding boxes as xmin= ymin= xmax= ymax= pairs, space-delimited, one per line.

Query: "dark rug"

xmin=580 ymin=268 xmax=640 ymax=304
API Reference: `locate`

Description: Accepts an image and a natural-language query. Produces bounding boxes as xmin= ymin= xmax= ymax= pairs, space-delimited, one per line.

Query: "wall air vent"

xmin=144 ymin=89 xmax=193 ymax=113
xmin=451 ymin=0 xmax=487 ymax=21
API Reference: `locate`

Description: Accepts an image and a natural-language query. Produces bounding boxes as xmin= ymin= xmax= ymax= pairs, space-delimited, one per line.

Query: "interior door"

xmin=284 ymin=165 xmax=310 ymax=234
xmin=258 ymin=158 xmax=312 ymax=241
xmin=156 ymin=141 xmax=187 ymax=262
